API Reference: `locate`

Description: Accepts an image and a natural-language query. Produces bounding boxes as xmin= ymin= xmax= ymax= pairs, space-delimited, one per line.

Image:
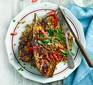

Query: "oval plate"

xmin=5 ymin=2 xmax=86 ymax=83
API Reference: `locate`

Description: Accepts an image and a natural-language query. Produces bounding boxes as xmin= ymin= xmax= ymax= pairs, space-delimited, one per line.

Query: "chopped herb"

xmin=18 ymin=67 xmax=24 ymax=71
xmin=47 ymin=29 xmax=54 ymax=36
xmin=60 ymin=50 xmax=69 ymax=55
xmin=56 ymin=28 xmax=66 ymax=43
xmin=13 ymin=20 xmax=15 ymax=22
xmin=61 ymin=37 xmax=66 ymax=43
xmin=39 ymin=33 xmax=44 ymax=38
xmin=70 ymin=51 xmax=75 ymax=56
xmin=38 ymin=40 xmax=43 ymax=44
xmin=47 ymin=22 xmax=51 ymax=25
xmin=56 ymin=28 xmax=62 ymax=40
xmin=38 ymin=38 xmax=50 ymax=44
xmin=57 ymin=28 xmax=62 ymax=34
xmin=42 ymin=38 xmax=50 ymax=44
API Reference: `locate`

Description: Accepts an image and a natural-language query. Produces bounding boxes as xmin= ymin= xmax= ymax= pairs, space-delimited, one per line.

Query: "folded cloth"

xmin=63 ymin=3 xmax=93 ymax=85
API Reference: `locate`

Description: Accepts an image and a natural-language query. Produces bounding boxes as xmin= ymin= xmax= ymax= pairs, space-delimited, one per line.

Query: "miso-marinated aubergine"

xmin=18 ymin=10 xmax=74 ymax=77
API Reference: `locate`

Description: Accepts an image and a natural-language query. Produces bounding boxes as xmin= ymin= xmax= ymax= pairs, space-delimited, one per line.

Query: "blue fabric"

xmin=64 ymin=3 xmax=93 ymax=85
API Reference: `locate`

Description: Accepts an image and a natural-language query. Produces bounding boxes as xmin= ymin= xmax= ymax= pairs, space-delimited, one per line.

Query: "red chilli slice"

xmin=39 ymin=29 xmax=47 ymax=36
xmin=53 ymin=52 xmax=62 ymax=61
xmin=32 ymin=0 xmax=38 ymax=3
xmin=58 ymin=46 xmax=66 ymax=50
xmin=49 ymin=55 xmax=54 ymax=59
xmin=29 ymin=46 xmax=41 ymax=52
xmin=47 ymin=10 xmax=55 ymax=15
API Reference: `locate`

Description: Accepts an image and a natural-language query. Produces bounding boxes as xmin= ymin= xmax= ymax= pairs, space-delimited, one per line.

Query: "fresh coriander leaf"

xmin=47 ymin=22 xmax=51 ymax=25
xmin=47 ymin=29 xmax=54 ymax=36
xmin=13 ymin=20 xmax=15 ymax=22
xmin=71 ymin=51 xmax=75 ymax=56
xmin=61 ymin=37 xmax=66 ymax=43
xmin=18 ymin=67 xmax=24 ymax=71
xmin=56 ymin=28 xmax=62 ymax=40
xmin=38 ymin=40 xmax=43 ymax=44
xmin=39 ymin=33 xmax=44 ymax=38
xmin=42 ymin=38 xmax=50 ymax=44
xmin=60 ymin=50 xmax=69 ymax=55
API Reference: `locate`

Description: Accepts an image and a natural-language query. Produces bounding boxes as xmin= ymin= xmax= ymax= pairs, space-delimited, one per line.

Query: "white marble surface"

xmin=0 ymin=0 xmax=67 ymax=85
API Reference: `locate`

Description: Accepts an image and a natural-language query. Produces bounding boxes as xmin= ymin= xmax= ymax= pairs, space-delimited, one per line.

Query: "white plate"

xmin=5 ymin=2 xmax=86 ymax=83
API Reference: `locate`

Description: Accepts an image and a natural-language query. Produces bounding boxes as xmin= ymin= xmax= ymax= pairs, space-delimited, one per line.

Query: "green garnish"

xmin=39 ymin=33 xmax=44 ymax=38
xmin=13 ymin=20 xmax=15 ymax=22
xmin=56 ymin=28 xmax=62 ymax=40
xmin=61 ymin=37 xmax=66 ymax=43
xmin=47 ymin=22 xmax=51 ymax=25
xmin=38 ymin=40 xmax=43 ymax=44
xmin=18 ymin=67 xmax=24 ymax=71
xmin=57 ymin=28 xmax=62 ymax=34
xmin=38 ymin=39 xmax=50 ymax=44
xmin=70 ymin=51 xmax=75 ymax=56
xmin=60 ymin=50 xmax=69 ymax=55
xmin=55 ymin=28 xmax=66 ymax=43
xmin=47 ymin=29 xmax=54 ymax=36
xmin=42 ymin=38 xmax=50 ymax=44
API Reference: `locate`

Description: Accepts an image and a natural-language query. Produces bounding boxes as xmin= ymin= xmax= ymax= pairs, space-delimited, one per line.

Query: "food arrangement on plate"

xmin=18 ymin=9 xmax=74 ymax=77
xmin=5 ymin=2 xmax=86 ymax=83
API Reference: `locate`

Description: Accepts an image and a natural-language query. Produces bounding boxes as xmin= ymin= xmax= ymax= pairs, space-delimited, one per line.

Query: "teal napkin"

xmin=64 ymin=3 xmax=93 ymax=85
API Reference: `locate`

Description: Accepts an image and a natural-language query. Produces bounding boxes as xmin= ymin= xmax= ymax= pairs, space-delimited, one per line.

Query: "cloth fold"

xmin=64 ymin=3 xmax=93 ymax=85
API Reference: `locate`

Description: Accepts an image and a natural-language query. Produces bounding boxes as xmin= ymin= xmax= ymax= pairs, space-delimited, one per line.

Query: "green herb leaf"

xmin=47 ymin=29 xmax=54 ymax=36
xmin=38 ymin=40 xmax=43 ymax=44
xmin=61 ymin=37 xmax=66 ymax=43
xmin=56 ymin=28 xmax=62 ymax=40
xmin=57 ymin=28 xmax=62 ymax=33
xmin=70 ymin=51 xmax=75 ymax=56
xmin=47 ymin=22 xmax=51 ymax=25
xmin=39 ymin=33 xmax=44 ymax=38
xmin=42 ymin=38 xmax=50 ymax=44
xmin=13 ymin=20 xmax=15 ymax=22
xmin=60 ymin=50 xmax=69 ymax=55
xmin=18 ymin=67 xmax=24 ymax=71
